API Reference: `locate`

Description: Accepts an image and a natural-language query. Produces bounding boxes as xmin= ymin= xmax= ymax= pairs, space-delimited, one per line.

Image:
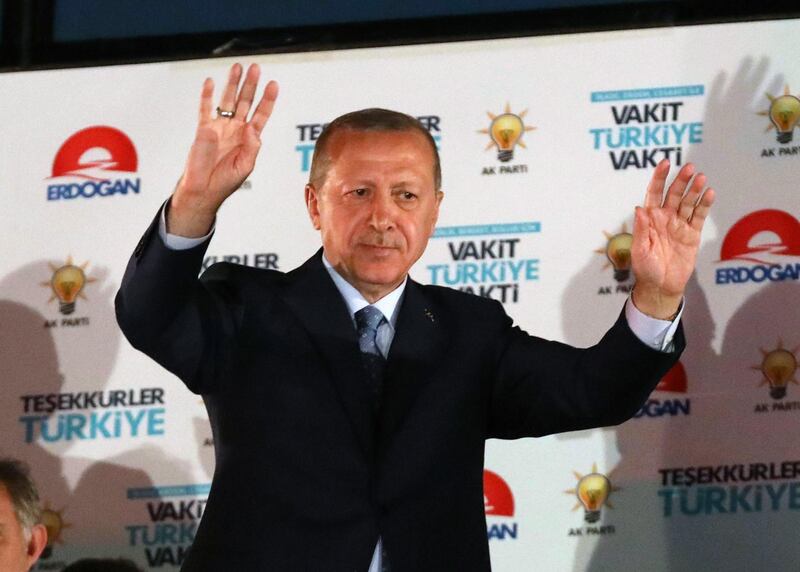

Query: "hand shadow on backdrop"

xmin=0 ymin=261 xmax=192 ymax=562
xmin=550 ymin=57 xmax=793 ymax=571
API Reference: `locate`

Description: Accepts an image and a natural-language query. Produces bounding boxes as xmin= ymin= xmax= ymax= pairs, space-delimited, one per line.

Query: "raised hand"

xmin=631 ymin=160 xmax=715 ymax=319
xmin=169 ymin=63 xmax=279 ymax=237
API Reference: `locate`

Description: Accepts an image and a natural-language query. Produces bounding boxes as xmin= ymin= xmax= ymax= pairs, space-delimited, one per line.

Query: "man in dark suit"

xmin=115 ymin=63 xmax=714 ymax=571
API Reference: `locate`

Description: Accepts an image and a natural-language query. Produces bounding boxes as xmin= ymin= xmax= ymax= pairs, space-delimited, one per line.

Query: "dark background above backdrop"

xmin=2 ymin=0 xmax=799 ymax=71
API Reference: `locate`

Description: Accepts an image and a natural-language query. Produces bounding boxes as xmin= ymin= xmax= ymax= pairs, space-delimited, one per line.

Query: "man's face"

xmin=0 ymin=485 xmax=46 ymax=572
xmin=306 ymin=129 xmax=443 ymax=300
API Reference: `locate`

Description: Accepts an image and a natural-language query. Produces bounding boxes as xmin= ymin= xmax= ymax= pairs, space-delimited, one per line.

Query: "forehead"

xmin=325 ymin=129 xmax=435 ymax=179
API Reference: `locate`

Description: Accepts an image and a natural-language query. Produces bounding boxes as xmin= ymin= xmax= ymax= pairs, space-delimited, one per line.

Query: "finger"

xmin=250 ymin=80 xmax=280 ymax=135
xmin=198 ymin=78 xmax=214 ymax=127
xmin=632 ymin=206 xmax=650 ymax=250
xmin=689 ymin=188 xmax=715 ymax=231
xmin=677 ymin=173 xmax=706 ymax=221
xmin=184 ymin=126 xmax=218 ymax=185
xmin=663 ymin=162 xmax=695 ymax=211
xmin=644 ymin=159 xmax=670 ymax=208
xmin=217 ymin=63 xmax=243 ymax=117
xmin=235 ymin=123 xmax=262 ymax=174
xmin=234 ymin=64 xmax=261 ymax=121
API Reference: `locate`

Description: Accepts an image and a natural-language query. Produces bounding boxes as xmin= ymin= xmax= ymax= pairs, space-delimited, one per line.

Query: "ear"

xmin=304 ymin=184 xmax=321 ymax=230
xmin=429 ymin=190 xmax=444 ymax=236
xmin=26 ymin=524 xmax=48 ymax=566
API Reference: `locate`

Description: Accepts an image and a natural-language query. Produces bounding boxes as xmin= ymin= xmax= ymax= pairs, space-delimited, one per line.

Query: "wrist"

xmin=631 ymin=285 xmax=681 ymax=320
xmin=167 ymin=192 xmax=217 ymax=238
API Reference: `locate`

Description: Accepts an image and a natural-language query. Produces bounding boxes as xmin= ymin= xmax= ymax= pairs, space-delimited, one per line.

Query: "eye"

xmin=351 ymin=188 xmax=368 ymax=197
xmin=397 ymin=190 xmax=417 ymax=201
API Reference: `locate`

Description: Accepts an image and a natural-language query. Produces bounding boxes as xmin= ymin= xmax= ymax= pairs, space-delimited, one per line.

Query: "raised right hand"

xmin=169 ymin=63 xmax=279 ymax=237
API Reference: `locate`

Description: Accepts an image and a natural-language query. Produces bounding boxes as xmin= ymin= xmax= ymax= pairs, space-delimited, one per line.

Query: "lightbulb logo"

xmin=478 ymin=104 xmax=535 ymax=175
xmin=40 ymin=256 xmax=97 ymax=316
xmin=565 ymin=464 xmax=620 ymax=524
xmin=45 ymin=125 xmax=141 ymax=200
xmin=483 ymin=469 xmax=518 ymax=540
xmin=758 ymin=85 xmax=800 ymax=144
xmin=752 ymin=342 xmax=799 ymax=400
xmin=715 ymin=210 xmax=800 ymax=285
xmin=39 ymin=503 xmax=71 ymax=560
xmin=595 ymin=224 xmax=634 ymax=282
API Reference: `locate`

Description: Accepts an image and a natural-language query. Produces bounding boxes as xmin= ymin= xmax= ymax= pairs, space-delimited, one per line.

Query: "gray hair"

xmin=0 ymin=458 xmax=42 ymax=539
xmin=309 ymin=108 xmax=442 ymax=191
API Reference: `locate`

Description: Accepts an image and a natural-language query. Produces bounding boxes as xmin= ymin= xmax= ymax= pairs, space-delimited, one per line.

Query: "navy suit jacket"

xmin=115 ymin=212 xmax=684 ymax=571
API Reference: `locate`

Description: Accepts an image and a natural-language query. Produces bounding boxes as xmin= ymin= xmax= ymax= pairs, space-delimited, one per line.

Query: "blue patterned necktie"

xmin=355 ymin=306 xmax=392 ymax=572
xmin=355 ymin=305 xmax=387 ymax=412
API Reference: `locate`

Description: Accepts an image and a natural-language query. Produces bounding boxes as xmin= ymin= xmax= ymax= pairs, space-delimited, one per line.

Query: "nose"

xmin=368 ymin=191 xmax=395 ymax=232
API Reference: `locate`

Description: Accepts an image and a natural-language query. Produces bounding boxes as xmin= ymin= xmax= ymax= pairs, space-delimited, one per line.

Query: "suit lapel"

xmin=281 ymin=250 xmax=376 ymax=460
xmin=379 ymin=279 xmax=445 ymax=452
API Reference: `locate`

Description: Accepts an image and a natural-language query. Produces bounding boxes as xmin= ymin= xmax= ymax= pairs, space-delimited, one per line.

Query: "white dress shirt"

xmin=158 ymin=205 xmax=682 ymax=571
xmin=320 ymin=255 xmax=402 ymax=572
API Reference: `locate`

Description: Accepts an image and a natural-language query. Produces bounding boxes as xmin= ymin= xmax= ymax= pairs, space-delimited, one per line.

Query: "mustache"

xmin=359 ymin=235 xmax=401 ymax=248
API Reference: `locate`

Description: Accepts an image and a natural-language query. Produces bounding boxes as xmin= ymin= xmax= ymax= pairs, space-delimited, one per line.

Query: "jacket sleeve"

xmin=114 ymin=208 xmax=245 ymax=394
xmin=486 ymin=303 xmax=684 ymax=439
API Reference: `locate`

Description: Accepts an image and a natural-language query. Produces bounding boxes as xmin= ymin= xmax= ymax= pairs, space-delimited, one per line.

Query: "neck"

xmin=332 ymin=264 xmax=404 ymax=303
xmin=321 ymin=252 xmax=407 ymax=303
xmin=356 ymin=282 xmax=404 ymax=304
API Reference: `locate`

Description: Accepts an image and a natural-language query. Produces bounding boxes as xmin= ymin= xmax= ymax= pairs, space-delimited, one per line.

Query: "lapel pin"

xmin=423 ymin=308 xmax=436 ymax=323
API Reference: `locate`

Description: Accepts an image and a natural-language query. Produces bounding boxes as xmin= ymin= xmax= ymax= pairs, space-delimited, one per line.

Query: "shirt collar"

xmin=322 ymin=253 xmax=406 ymax=328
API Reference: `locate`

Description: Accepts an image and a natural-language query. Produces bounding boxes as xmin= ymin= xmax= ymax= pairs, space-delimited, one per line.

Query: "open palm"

xmin=170 ymin=64 xmax=278 ymax=236
xmin=632 ymin=160 xmax=715 ymax=316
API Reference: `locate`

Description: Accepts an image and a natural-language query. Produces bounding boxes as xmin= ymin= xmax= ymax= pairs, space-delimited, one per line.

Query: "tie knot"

xmin=355 ymin=305 xmax=385 ymax=334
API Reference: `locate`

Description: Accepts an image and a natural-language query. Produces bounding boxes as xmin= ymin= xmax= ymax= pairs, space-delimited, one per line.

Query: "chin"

xmin=353 ymin=264 xmax=406 ymax=289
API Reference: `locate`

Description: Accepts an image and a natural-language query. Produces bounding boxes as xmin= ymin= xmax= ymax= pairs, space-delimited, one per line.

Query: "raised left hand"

xmin=631 ymin=160 xmax=715 ymax=319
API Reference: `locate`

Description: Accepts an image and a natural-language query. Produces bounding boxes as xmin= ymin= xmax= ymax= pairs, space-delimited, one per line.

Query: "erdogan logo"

xmin=483 ymin=469 xmax=514 ymax=517
xmin=720 ymin=210 xmax=800 ymax=264
xmin=655 ymin=361 xmax=688 ymax=393
xmin=484 ymin=469 xmax=518 ymax=541
xmin=46 ymin=126 xmax=141 ymax=201
xmin=51 ymin=126 xmax=138 ymax=180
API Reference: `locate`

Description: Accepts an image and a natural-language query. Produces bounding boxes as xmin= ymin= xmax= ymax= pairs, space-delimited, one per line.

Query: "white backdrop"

xmin=1 ymin=16 xmax=799 ymax=571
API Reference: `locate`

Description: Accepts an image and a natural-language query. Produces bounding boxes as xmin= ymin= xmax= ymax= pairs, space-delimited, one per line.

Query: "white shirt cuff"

xmin=624 ymin=296 xmax=683 ymax=353
xmin=158 ymin=200 xmax=214 ymax=250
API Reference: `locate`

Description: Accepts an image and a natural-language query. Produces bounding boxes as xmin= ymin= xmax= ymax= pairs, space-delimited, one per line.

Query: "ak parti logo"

xmin=46 ymin=126 xmax=141 ymax=201
xmin=752 ymin=341 xmax=799 ymax=401
xmin=40 ymin=502 xmax=71 ymax=562
xmin=478 ymin=103 xmax=535 ymax=175
xmin=757 ymin=84 xmax=800 ymax=145
xmin=40 ymin=256 xmax=97 ymax=317
xmin=595 ymin=223 xmax=634 ymax=283
xmin=564 ymin=464 xmax=618 ymax=537
xmin=484 ymin=469 xmax=518 ymax=540
xmin=715 ymin=210 xmax=800 ymax=285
